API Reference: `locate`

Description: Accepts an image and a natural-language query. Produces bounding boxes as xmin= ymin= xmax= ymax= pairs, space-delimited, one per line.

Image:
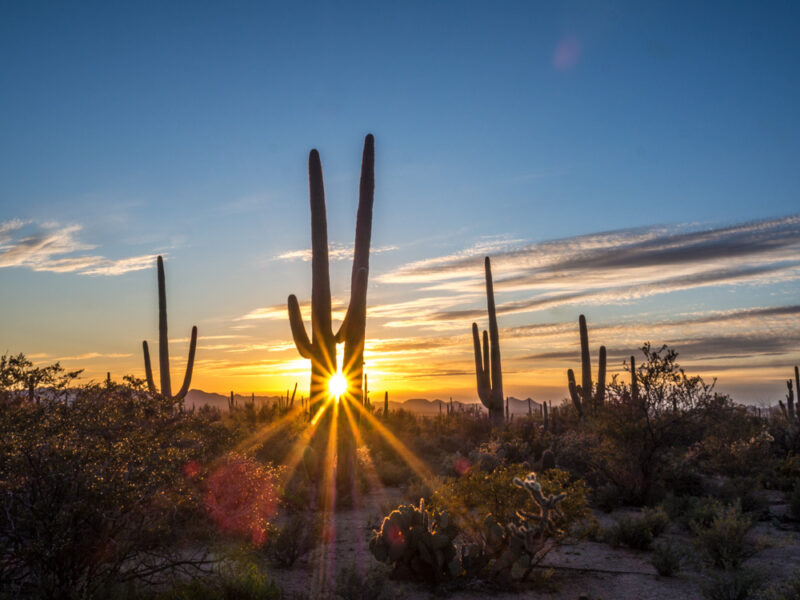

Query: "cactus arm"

xmin=472 ymin=323 xmax=490 ymax=402
xmin=567 ymin=368 xmax=582 ymax=416
xmin=174 ymin=325 xmax=197 ymax=402
xmin=795 ymin=366 xmax=800 ymax=421
xmin=308 ymin=149 xmax=333 ymax=345
xmin=288 ymin=295 xmax=315 ymax=359
xmin=596 ymin=345 xmax=607 ymax=409
xmin=156 ymin=255 xmax=172 ymax=399
xmin=142 ymin=340 xmax=156 ymax=393
xmin=484 ymin=257 xmax=503 ymax=401
xmin=578 ymin=314 xmax=591 ymax=411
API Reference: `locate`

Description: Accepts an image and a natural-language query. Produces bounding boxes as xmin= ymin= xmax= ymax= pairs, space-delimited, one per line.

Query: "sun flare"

xmin=328 ymin=372 xmax=348 ymax=399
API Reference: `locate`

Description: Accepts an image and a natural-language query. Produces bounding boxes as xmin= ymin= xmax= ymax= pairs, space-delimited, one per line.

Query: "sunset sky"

xmin=1 ymin=2 xmax=798 ymax=405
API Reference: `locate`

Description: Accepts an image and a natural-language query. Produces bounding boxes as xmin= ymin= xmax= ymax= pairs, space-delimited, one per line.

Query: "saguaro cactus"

xmin=566 ymin=315 xmax=606 ymax=421
xmin=142 ymin=256 xmax=197 ymax=404
xmin=472 ymin=256 xmax=505 ymax=426
xmin=287 ymin=134 xmax=375 ymax=506
xmin=288 ymin=134 xmax=374 ymax=413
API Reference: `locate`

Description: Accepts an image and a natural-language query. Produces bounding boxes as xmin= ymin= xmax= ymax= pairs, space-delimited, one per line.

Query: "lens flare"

xmin=328 ymin=373 xmax=348 ymax=399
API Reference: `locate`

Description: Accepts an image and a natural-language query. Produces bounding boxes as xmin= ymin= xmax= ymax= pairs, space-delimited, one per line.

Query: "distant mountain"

xmin=185 ymin=389 xmax=282 ymax=411
xmin=185 ymin=389 xmax=544 ymax=416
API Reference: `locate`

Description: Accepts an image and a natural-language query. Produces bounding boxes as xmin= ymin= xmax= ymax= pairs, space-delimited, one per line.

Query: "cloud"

xmin=378 ymin=215 xmax=800 ymax=323
xmin=275 ymin=243 xmax=398 ymax=262
xmin=0 ymin=220 xmax=157 ymax=276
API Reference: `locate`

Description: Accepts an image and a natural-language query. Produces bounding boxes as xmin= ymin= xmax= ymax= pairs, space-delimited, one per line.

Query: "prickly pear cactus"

xmin=369 ymin=498 xmax=461 ymax=582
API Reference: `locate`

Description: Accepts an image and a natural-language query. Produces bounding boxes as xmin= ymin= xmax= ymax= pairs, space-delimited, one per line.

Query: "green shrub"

xmin=692 ymin=502 xmax=753 ymax=569
xmin=642 ymin=506 xmax=670 ymax=537
xmin=158 ymin=564 xmax=282 ymax=600
xmin=788 ymin=481 xmax=800 ymax=521
xmin=702 ymin=568 xmax=763 ymax=600
xmin=265 ymin=512 xmax=321 ymax=567
xmin=661 ymin=494 xmax=724 ymax=530
xmin=604 ymin=514 xmax=654 ymax=550
xmin=651 ymin=539 xmax=683 ymax=576
xmin=757 ymin=570 xmax=800 ymax=600
xmin=334 ymin=563 xmax=392 ymax=600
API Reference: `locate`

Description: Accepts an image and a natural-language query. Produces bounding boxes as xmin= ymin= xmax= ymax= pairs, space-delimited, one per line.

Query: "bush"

xmin=430 ymin=466 xmax=590 ymax=533
xmin=157 ymin=564 xmax=282 ymax=600
xmin=605 ymin=515 xmax=654 ymax=550
xmin=702 ymin=568 xmax=763 ymax=600
xmin=757 ymin=570 xmax=800 ymax=600
xmin=0 ymin=375 xmax=229 ymax=599
xmin=334 ymin=563 xmax=393 ymax=600
xmin=661 ymin=494 xmax=723 ymax=530
xmin=265 ymin=512 xmax=321 ymax=567
xmin=651 ymin=539 xmax=683 ymax=576
xmin=693 ymin=502 xmax=753 ymax=569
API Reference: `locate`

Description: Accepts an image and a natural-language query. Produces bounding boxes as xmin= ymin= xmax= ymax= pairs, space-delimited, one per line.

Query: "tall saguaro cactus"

xmin=142 ymin=256 xmax=197 ymax=404
xmin=287 ymin=135 xmax=375 ymax=506
xmin=472 ymin=256 xmax=505 ymax=426
xmin=567 ymin=314 xmax=606 ymax=422
xmin=288 ymin=135 xmax=374 ymax=413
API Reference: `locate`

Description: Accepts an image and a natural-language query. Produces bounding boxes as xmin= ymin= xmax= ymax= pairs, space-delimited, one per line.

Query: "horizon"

xmin=2 ymin=2 xmax=799 ymax=405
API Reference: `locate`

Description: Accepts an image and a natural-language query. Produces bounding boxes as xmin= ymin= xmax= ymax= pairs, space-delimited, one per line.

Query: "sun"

xmin=328 ymin=372 xmax=348 ymax=399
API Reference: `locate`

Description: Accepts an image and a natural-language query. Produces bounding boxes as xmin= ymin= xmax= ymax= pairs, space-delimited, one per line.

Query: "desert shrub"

xmin=715 ymin=477 xmax=770 ymax=519
xmin=430 ymin=466 xmax=590 ymax=533
xmin=593 ymin=482 xmax=624 ymax=512
xmin=787 ymin=481 xmax=800 ymax=521
xmin=374 ymin=457 xmax=412 ymax=487
xmin=661 ymin=494 xmax=724 ymax=530
xmin=692 ymin=502 xmax=753 ymax=568
xmin=604 ymin=515 xmax=654 ymax=550
xmin=702 ymin=568 xmax=763 ymax=600
xmin=757 ymin=571 xmax=800 ymax=600
xmin=265 ymin=512 xmax=321 ymax=567
xmin=0 ymin=373 xmax=229 ymax=599
xmin=333 ymin=563 xmax=393 ymax=600
xmin=204 ymin=454 xmax=284 ymax=546
xmin=643 ymin=506 xmax=670 ymax=536
xmin=156 ymin=564 xmax=282 ymax=600
xmin=651 ymin=539 xmax=683 ymax=576
xmin=593 ymin=344 xmax=726 ymax=506
xmin=604 ymin=507 xmax=668 ymax=550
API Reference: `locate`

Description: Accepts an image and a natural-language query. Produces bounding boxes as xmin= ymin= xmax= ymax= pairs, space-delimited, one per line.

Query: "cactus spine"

xmin=566 ymin=315 xmax=606 ymax=421
xmin=472 ymin=256 xmax=505 ymax=426
xmin=142 ymin=255 xmax=197 ymax=404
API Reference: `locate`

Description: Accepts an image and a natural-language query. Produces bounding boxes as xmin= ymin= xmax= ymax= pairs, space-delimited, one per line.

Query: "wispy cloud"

xmin=275 ymin=243 xmax=398 ymax=262
xmin=0 ymin=220 xmax=157 ymax=276
xmin=378 ymin=215 xmax=800 ymax=323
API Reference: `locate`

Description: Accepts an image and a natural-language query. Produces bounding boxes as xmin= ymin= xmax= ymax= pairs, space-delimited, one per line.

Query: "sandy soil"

xmin=265 ymin=487 xmax=800 ymax=599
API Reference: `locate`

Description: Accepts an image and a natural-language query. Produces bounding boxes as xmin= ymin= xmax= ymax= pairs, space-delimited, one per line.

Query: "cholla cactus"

xmin=511 ymin=472 xmax=567 ymax=538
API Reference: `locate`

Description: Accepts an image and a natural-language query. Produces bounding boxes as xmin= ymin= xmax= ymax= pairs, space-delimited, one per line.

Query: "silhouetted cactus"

xmin=384 ymin=390 xmax=389 ymax=418
xmin=228 ymin=391 xmax=235 ymax=413
xmin=543 ymin=402 xmax=549 ymax=432
xmin=567 ymin=315 xmax=606 ymax=422
xmin=541 ymin=449 xmax=555 ymax=471
xmin=141 ymin=256 xmax=197 ymax=405
xmin=787 ymin=379 xmax=795 ymax=419
xmin=287 ymin=135 xmax=374 ymax=412
xmin=472 ymin=256 xmax=504 ymax=426
xmin=630 ymin=355 xmax=639 ymax=403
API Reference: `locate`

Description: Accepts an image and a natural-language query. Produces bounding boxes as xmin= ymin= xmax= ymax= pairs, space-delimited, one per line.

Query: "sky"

xmin=1 ymin=1 xmax=798 ymax=405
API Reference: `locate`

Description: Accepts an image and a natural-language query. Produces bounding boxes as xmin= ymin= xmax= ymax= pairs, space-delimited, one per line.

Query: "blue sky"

xmin=1 ymin=1 xmax=798 ymax=403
